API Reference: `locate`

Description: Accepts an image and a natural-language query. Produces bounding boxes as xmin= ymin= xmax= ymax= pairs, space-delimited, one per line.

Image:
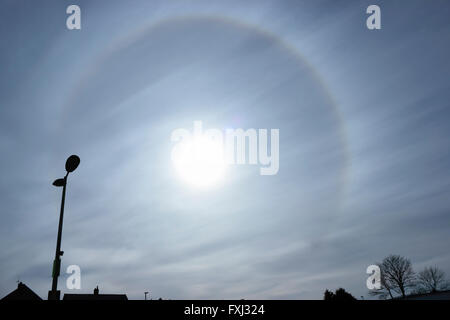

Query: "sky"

xmin=1 ymin=0 xmax=450 ymax=300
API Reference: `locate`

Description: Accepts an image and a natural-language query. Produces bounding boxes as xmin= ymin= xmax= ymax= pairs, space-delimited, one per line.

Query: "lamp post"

xmin=48 ymin=155 xmax=80 ymax=300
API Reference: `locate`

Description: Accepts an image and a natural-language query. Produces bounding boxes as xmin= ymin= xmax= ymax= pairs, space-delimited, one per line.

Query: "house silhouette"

xmin=1 ymin=282 xmax=42 ymax=301
xmin=393 ymin=290 xmax=450 ymax=300
xmin=63 ymin=286 xmax=128 ymax=300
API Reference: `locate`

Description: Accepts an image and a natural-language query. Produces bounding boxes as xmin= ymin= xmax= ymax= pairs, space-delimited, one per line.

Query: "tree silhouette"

xmin=416 ymin=266 xmax=449 ymax=293
xmin=323 ymin=288 xmax=356 ymax=301
xmin=370 ymin=254 xmax=415 ymax=299
xmin=324 ymin=289 xmax=334 ymax=301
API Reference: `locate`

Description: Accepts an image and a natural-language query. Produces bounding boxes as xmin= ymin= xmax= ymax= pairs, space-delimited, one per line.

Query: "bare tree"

xmin=369 ymin=254 xmax=416 ymax=299
xmin=416 ymin=266 xmax=449 ymax=293
xmin=369 ymin=271 xmax=395 ymax=300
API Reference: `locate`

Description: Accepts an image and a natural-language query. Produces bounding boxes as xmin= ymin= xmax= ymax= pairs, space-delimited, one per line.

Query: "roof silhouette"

xmin=1 ymin=282 xmax=42 ymax=301
xmin=63 ymin=286 xmax=128 ymax=301
xmin=393 ymin=290 xmax=450 ymax=300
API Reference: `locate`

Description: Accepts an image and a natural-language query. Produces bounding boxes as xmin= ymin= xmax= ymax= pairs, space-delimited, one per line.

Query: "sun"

xmin=171 ymin=135 xmax=226 ymax=188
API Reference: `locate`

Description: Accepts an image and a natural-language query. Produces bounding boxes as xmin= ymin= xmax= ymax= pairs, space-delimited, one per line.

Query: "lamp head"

xmin=65 ymin=155 xmax=80 ymax=173
xmin=52 ymin=178 xmax=65 ymax=187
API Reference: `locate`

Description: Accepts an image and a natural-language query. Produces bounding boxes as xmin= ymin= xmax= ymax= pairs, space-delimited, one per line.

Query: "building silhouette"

xmin=394 ymin=290 xmax=450 ymax=300
xmin=63 ymin=286 xmax=128 ymax=300
xmin=1 ymin=282 xmax=42 ymax=301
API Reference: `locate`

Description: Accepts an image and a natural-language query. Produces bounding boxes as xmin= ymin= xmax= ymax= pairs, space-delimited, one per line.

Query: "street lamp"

xmin=48 ymin=155 xmax=80 ymax=300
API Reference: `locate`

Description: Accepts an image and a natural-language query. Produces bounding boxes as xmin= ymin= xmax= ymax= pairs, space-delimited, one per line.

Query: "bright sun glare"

xmin=172 ymin=136 xmax=226 ymax=188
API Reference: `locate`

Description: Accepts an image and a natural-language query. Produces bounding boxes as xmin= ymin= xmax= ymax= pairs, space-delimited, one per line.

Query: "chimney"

xmin=94 ymin=286 xmax=99 ymax=295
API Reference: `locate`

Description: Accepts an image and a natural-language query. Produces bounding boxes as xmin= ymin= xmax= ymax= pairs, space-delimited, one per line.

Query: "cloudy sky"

xmin=1 ymin=0 xmax=450 ymax=299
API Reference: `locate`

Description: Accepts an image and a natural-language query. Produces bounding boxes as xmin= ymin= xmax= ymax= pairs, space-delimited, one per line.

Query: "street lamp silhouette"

xmin=48 ymin=155 xmax=80 ymax=300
